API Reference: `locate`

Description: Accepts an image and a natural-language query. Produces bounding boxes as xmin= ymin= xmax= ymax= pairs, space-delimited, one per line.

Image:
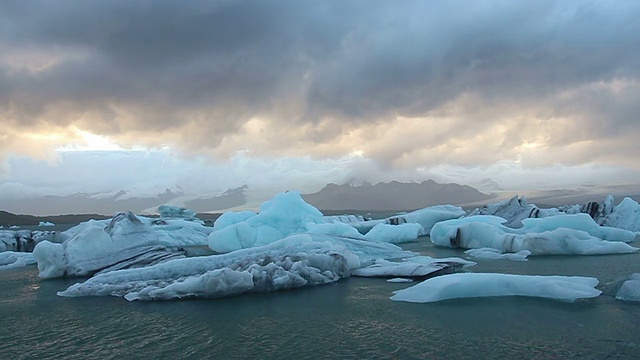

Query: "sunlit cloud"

xmin=0 ymin=0 xmax=639 ymax=204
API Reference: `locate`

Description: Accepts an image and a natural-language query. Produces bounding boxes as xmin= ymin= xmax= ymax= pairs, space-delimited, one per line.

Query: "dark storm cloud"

xmin=1 ymin=0 xmax=639 ymax=165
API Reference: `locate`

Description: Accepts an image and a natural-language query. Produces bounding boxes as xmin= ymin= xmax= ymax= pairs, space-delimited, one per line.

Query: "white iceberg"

xmin=307 ymin=221 xmax=423 ymax=244
xmin=363 ymin=223 xmax=423 ymax=244
xmin=519 ymin=213 xmax=636 ymax=242
xmin=0 ymin=251 xmax=36 ymax=271
xmin=1 ymin=230 xmax=19 ymax=252
xmin=390 ymin=273 xmax=602 ymax=303
xmin=385 ymin=205 xmax=466 ymax=235
xmin=38 ymin=221 xmax=55 ymax=227
xmin=604 ymin=197 xmax=640 ymax=233
xmin=1 ymin=229 xmax=51 ymax=252
xmin=58 ymin=234 xmax=357 ymax=301
xmin=469 ymin=196 xmax=560 ymax=228
xmin=465 ymin=248 xmax=531 ymax=261
xmin=157 ymin=205 xmax=200 ymax=222
xmin=319 ymin=205 xmax=464 ymax=237
xmin=430 ymin=215 xmax=638 ymax=255
xmin=616 ymin=273 xmax=640 ymax=302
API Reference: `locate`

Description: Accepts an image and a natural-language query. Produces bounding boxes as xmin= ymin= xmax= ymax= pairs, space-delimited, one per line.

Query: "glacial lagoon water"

xmin=1 ymin=237 xmax=639 ymax=359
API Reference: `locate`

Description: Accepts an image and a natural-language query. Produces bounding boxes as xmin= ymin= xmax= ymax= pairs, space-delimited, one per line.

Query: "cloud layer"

xmin=1 ymin=1 xmax=639 ymax=185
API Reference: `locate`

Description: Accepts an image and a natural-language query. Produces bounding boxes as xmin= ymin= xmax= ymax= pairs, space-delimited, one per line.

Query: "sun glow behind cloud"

xmin=55 ymin=128 xmax=126 ymax=152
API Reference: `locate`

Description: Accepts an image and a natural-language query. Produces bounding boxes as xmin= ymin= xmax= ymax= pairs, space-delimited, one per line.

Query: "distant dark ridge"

xmin=0 ymin=209 xmax=224 ymax=227
xmin=0 ymin=211 xmax=110 ymax=226
xmin=303 ymin=180 xmax=493 ymax=211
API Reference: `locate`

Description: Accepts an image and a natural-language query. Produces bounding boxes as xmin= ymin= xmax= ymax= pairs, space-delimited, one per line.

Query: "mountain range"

xmin=302 ymin=180 xmax=494 ymax=211
xmin=1 ymin=180 xmax=494 ymax=216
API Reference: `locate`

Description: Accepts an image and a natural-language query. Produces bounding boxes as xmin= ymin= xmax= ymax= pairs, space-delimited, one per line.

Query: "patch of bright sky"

xmin=55 ymin=127 xmax=143 ymax=152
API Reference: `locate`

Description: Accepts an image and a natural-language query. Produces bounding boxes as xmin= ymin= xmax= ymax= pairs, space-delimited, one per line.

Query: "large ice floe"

xmin=390 ymin=273 xmax=602 ymax=303
xmin=58 ymin=233 xmax=416 ymax=301
xmin=430 ymin=214 xmax=638 ymax=255
xmin=616 ymin=273 xmax=640 ymax=302
xmin=33 ymin=208 xmax=213 ymax=278
xmin=59 ymin=235 xmax=360 ymax=301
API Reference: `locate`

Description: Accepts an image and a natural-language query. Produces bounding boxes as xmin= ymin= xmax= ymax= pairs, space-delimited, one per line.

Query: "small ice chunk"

xmin=387 ymin=278 xmax=414 ymax=283
xmin=616 ymin=273 xmax=640 ymax=302
xmin=391 ymin=273 xmax=601 ymax=303
xmin=33 ymin=241 xmax=66 ymax=278
xmin=0 ymin=252 xmax=36 ymax=271
xmin=38 ymin=221 xmax=55 ymax=227
xmin=363 ymin=223 xmax=423 ymax=244
xmin=353 ymin=259 xmax=448 ymax=278
xmin=465 ymin=248 xmax=530 ymax=261
xmin=306 ymin=222 xmax=364 ymax=239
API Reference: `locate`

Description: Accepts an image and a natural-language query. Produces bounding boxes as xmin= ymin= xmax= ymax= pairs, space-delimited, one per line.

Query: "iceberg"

xmin=430 ymin=215 xmax=638 ymax=255
xmin=33 ymin=210 xmax=212 ymax=278
xmin=208 ymin=191 xmax=325 ymax=253
xmin=58 ymin=235 xmax=356 ymax=301
xmin=157 ymin=205 xmax=200 ymax=222
xmin=0 ymin=229 xmax=57 ymax=252
xmin=363 ymin=223 xmax=423 ymax=244
xmin=604 ymin=197 xmax=640 ymax=233
xmin=0 ymin=251 xmax=36 ymax=271
xmin=469 ymin=196 xmax=560 ymax=228
xmin=385 ymin=205 xmax=466 ymax=235
xmin=213 ymin=210 xmax=257 ymax=231
xmin=616 ymin=273 xmax=640 ymax=302
xmin=518 ymin=213 xmax=636 ymax=242
xmin=390 ymin=273 xmax=602 ymax=303
xmin=465 ymin=248 xmax=531 ymax=261
xmin=38 ymin=221 xmax=55 ymax=227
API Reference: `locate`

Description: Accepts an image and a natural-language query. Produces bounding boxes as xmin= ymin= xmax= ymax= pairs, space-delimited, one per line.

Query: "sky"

xmin=1 ymin=0 xmax=639 ymax=203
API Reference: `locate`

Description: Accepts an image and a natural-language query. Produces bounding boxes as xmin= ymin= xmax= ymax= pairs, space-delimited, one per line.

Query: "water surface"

xmin=1 ymin=238 xmax=639 ymax=359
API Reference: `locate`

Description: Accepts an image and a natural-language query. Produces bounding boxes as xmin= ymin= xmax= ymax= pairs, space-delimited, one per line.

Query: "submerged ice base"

xmin=616 ymin=273 xmax=640 ymax=302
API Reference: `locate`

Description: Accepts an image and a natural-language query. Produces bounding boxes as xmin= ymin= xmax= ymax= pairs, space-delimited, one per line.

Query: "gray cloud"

xmin=0 ymin=0 xmax=639 ymax=169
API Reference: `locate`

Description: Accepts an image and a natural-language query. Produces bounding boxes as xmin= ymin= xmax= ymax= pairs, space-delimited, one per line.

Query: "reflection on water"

xmin=1 ymin=237 xmax=639 ymax=359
